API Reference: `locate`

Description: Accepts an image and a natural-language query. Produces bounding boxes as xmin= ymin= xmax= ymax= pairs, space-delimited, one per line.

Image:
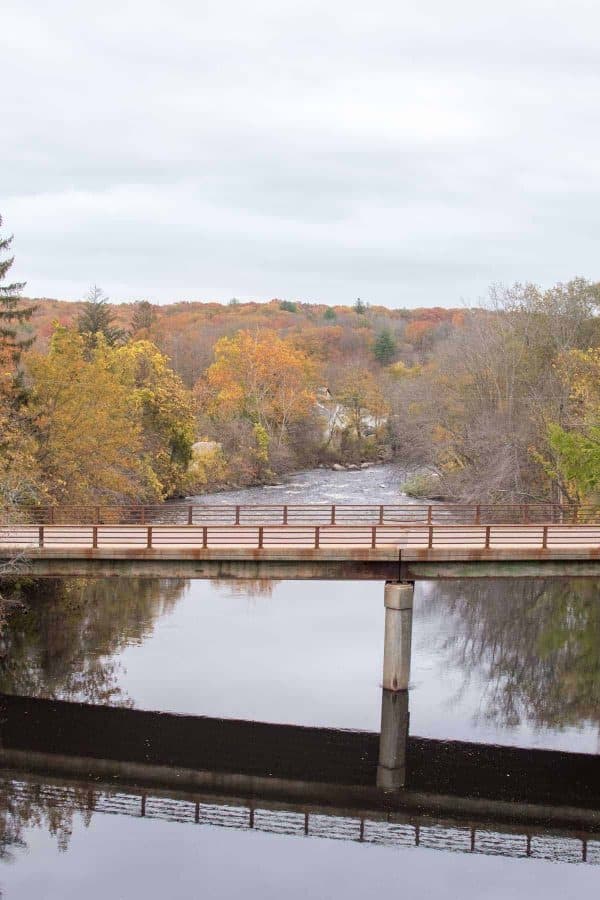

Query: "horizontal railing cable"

xmin=4 ymin=502 xmax=600 ymax=527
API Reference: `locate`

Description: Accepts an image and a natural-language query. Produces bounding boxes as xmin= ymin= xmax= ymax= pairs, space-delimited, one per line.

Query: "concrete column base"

xmin=382 ymin=582 xmax=414 ymax=692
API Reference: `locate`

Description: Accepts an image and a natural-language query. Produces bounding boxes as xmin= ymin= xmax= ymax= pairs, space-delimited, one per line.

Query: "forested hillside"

xmin=3 ymin=219 xmax=600 ymax=509
xmin=26 ymin=295 xmax=461 ymax=387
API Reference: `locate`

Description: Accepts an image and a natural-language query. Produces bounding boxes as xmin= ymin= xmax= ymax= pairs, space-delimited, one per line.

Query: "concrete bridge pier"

xmin=377 ymin=582 xmax=413 ymax=790
xmin=377 ymin=688 xmax=409 ymax=790
xmin=382 ymin=581 xmax=414 ymax=692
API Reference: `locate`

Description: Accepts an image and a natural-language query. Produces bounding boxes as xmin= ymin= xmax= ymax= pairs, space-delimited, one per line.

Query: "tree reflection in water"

xmin=0 ymin=577 xmax=189 ymax=857
xmin=212 ymin=578 xmax=280 ymax=599
xmin=425 ymin=578 xmax=600 ymax=731
xmin=0 ymin=578 xmax=187 ymax=705
xmin=0 ymin=780 xmax=92 ymax=860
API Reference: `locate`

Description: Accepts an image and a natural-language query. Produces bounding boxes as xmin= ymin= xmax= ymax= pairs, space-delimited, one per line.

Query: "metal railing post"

xmin=379 ymin=504 xmax=384 ymax=525
xmin=203 ymin=526 xmax=208 ymax=548
xmin=475 ymin=505 xmax=481 ymax=525
xmin=315 ymin=526 xmax=320 ymax=548
xmin=371 ymin=526 xmax=377 ymax=548
xmin=428 ymin=525 xmax=433 ymax=549
xmin=147 ymin=526 xmax=152 ymax=549
xmin=235 ymin=505 xmax=240 ymax=525
xmin=542 ymin=525 xmax=548 ymax=549
xmin=38 ymin=526 xmax=44 ymax=548
xmin=258 ymin=526 xmax=264 ymax=549
xmin=283 ymin=505 xmax=288 ymax=525
xmin=187 ymin=505 xmax=193 ymax=525
xmin=485 ymin=525 xmax=491 ymax=549
xmin=427 ymin=506 xmax=433 ymax=525
xmin=331 ymin=505 xmax=336 ymax=525
xmin=92 ymin=526 xmax=98 ymax=549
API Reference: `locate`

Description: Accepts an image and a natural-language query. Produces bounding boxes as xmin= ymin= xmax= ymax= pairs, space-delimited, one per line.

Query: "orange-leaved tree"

xmin=202 ymin=329 xmax=318 ymax=440
xmin=196 ymin=329 xmax=319 ymax=477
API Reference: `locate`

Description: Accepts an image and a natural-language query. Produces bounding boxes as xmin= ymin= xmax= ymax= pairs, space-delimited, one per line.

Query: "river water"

xmin=1 ymin=466 xmax=599 ymax=897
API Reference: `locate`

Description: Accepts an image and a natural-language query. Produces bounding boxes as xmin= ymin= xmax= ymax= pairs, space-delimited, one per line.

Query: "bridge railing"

xmin=2 ymin=523 xmax=600 ymax=550
xmin=8 ymin=778 xmax=598 ymax=865
xmin=5 ymin=502 xmax=600 ymax=526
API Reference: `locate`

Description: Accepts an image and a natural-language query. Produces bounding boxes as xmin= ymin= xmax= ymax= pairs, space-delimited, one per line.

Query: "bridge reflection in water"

xmin=1 ymin=692 xmax=600 ymax=866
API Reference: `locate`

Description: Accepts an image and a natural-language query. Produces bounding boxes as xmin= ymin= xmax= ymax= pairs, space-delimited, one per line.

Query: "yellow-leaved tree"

xmin=543 ymin=348 xmax=600 ymax=508
xmin=113 ymin=340 xmax=196 ymax=498
xmin=335 ymin=368 xmax=389 ymax=441
xmin=27 ymin=328 xmax=149 ymax=504
xmin=27 ymin=330 xmax=197 ymax=504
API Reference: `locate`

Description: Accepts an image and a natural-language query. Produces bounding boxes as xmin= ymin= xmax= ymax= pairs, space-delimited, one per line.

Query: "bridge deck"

xmin=2 ymin=523 xmax=600 ymax=578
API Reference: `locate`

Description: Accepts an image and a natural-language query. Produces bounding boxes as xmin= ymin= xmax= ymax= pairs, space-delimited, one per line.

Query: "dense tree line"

xmin=3 ymin=212 xmax=600 ymax=507
xmin=389 ymin=279 xmax=600 ymax=506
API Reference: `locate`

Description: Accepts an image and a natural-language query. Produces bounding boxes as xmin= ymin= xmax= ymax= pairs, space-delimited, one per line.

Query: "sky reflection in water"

xmin=1 ymin=468 xmax=600 ymax=896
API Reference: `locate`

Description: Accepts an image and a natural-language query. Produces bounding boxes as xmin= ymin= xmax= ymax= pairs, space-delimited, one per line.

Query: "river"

xmin=187 ymin=462 xmax=416 ymax=505
xmin=1 ymin=466 xmax=599 ymax=898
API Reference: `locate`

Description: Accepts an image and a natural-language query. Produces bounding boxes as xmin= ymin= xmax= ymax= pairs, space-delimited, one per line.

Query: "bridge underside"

xmin=4 ymin=546 xmax=600 ymax=579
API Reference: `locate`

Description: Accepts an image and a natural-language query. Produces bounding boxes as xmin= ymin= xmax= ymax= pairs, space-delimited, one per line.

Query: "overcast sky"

xmin=2 ymin=1 xmax=599 ymax=307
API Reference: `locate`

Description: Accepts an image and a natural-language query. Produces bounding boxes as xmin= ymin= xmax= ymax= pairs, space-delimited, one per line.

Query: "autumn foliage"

xmin=0 ymin=278 xmax=470 ymax=503
xmin=203 ymin=330 xmax=317 ymax=429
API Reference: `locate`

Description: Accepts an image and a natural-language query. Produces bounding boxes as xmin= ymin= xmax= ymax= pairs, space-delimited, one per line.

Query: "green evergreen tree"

xmin=373 ymin=327 xmax=397 ymax=365
xmin=279 ymin=299 xmax=298 ymax=312
xmin=0 ymin=215 xmax=35 ymax=365
xmin=77 ymin=285 xmax=125 ymax=347
xmin=323 ymin=306 xmax=337 ymax=321
xmin=130 ymin=299 xmax=155 ymax=335
xmin=353 ymin=297 xmax=368 ymax=314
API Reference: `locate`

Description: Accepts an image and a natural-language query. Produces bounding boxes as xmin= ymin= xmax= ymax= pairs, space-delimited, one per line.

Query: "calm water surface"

xmin=1 ymin=467 xmax=599 ymax=897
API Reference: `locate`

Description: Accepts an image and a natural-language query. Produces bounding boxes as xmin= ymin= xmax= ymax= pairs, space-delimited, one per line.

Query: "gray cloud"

xmin=2 ymin=0 xmax=600 ymax=306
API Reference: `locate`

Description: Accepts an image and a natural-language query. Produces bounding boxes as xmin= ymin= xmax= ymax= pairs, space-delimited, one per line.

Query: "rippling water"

xmin=1 ymin=467 xmax=599 ymax=898
xmin=188 ymin=462 xmax=416 ymax=505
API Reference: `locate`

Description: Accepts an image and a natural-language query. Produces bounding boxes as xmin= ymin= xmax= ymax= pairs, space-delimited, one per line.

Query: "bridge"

xmin=3 ymin=502 xmax=600 ymax=582
xmin=1 ymin=693 xmax=599 ymax=867
xmin=3 ymin=504 xmax=600 ymax=703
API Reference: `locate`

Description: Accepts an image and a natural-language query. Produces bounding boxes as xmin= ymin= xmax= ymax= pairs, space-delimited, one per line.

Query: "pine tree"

xmin=353 ymin=297 xmax=368 ymax=315
xmin=373 ymin=327 xmax=397 ymax=365
xmin=0 ymin=215 xmax=35 ymax=366
xmin=77 ymin=285 xmax=125 ymax=346
xmin=130 ymin=299 xmax=155 ymax=334
xmin=323 ymin=306 xmax=337 ymax=321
